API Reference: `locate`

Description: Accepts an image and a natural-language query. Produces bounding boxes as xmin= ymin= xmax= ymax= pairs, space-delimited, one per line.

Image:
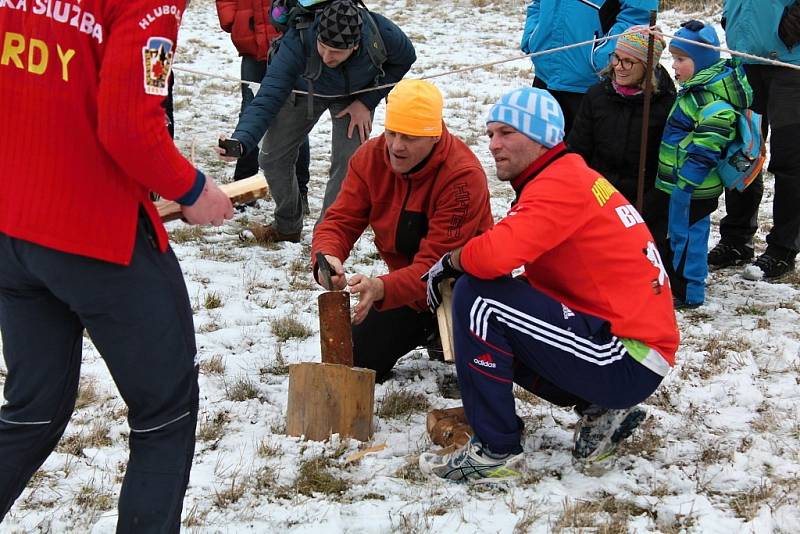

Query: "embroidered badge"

xmin=142 ymin=37 xmax=174 ymax=96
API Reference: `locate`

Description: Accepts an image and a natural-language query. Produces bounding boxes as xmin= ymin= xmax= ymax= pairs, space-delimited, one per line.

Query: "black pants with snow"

xmin=0 ymin=212 xmax=198 ymax=533
xmin=719 ymin=64 xmax=800 ymax=257
xmin=352 ymin=305 xmax=437 ymax=382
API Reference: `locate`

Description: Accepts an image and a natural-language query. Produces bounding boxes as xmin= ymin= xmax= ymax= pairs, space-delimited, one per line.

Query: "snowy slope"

xmin=2 ymin=1 xmax=799 ymax=532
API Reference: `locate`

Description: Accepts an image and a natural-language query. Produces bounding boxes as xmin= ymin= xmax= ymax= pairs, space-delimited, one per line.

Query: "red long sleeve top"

xmin=0 ymin=0 xmax=203 ymax=265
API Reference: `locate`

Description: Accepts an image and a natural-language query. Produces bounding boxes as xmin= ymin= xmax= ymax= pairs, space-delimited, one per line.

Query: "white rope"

xmin=170 ymin=26 xmax=800 ymax=97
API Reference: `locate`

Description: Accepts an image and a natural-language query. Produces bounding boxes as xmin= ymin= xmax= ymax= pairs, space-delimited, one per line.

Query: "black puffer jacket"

xmin=567 ymin=65 xmax=677 ymax=207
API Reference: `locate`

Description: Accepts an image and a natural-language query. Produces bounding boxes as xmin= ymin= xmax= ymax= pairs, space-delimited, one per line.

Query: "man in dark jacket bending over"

xmin=219 ymin=0 xmax=416 ymax=243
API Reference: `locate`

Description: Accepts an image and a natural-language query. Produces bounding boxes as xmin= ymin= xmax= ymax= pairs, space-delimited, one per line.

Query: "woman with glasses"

xmin=567 ymin=26 xmax=676 ymax=224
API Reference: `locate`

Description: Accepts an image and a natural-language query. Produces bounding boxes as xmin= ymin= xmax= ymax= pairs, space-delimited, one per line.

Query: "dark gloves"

xmin=421 ymin=252 xmax=462 ymax=312
xmin=779 ymin=1 xmax=800 ymax=50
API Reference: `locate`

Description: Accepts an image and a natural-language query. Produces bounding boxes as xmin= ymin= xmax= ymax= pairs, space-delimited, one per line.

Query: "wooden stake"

xmin=318 ymin=291 xmax=354 ymax=366
xmin=286 ymin=362 xmax=375 ymax=442
xmin=435 ymin=279 xmax=456 ymax=363
xmin=155 ymin=175 xmax=268 ymax=222
xmin=635 ymin=10 xmax=658 ymax=214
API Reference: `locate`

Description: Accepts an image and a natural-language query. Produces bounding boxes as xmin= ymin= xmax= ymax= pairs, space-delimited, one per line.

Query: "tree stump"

xmin=286 ymin=362 xmax=375 ymax=441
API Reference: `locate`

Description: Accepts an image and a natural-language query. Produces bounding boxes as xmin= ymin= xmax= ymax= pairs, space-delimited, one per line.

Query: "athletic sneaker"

xmin=419 ymin=436 xmax=524 ymax=483
xmin=572 ymin=405 xmax=646 ymax=466
xmin=707 ymin=242 xmax=754 ymax=269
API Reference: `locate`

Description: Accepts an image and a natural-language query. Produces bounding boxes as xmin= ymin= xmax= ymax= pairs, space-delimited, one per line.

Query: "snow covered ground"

xmin=2 ymin=0 xmax=799 ymax=532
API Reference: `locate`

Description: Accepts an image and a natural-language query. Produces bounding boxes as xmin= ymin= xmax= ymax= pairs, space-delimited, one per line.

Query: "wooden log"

xmin=318 ymin=291 xmax=353 ymax=366
xmin=155 ymin=175 xmax=268 ymax=222
xmin=426 ymin=406 xmax=473 ymax=448
xmin=435 ymin=279 xmax=456 ymax=362
xmin=286 ymin=362 xmax=375 ymax=442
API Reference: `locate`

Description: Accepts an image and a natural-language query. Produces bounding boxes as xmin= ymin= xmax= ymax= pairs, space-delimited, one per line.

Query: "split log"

xmin=435 ymin=279 xmax=456 ymax=362
xmin=426 ymin=406 xmax=473 ymax=448
xmin=155 ymin=175 xmax=268 ymax=222
xmin=286 ymin=362 xmax=375 ymax=442
xmin=318 ymin=291 xmax=353 ymax=366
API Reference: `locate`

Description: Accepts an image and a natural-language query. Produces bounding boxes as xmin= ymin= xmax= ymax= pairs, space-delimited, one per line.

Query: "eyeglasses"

xmin=609 ymin=53 xmax=641 ymax=70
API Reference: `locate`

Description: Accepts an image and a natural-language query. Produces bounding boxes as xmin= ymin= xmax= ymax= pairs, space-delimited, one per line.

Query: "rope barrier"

xmin=171 ymin=26 xmax=800 ymax=98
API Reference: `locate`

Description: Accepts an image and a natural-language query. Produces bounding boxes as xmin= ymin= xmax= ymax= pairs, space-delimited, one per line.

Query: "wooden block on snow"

xmin=155 ymin=175 xmax=268 ymax=222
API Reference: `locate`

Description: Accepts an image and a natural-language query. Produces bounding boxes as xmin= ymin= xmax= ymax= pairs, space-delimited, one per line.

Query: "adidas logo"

xmin=473 ymin=353 xmax=496 ymax=369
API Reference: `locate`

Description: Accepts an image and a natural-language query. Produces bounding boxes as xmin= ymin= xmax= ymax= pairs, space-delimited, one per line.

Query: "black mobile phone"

xmin=218 ymin=138 xmax=243 ymax=158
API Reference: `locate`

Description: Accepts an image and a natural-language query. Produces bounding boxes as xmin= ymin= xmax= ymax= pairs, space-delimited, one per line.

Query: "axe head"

xmin=315 ymin=252 xmax=333 ymax=290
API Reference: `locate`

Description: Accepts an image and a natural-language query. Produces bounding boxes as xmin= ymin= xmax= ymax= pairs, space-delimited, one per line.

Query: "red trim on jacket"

xmin=0 ymin=1 xmax=198 ymax=265
xmin=461 ymin=151 xmax=679 ymax=365
xmin=312 ymin=125 xmax=494 ymax=312
xmin=216 ymin=0 xmax=282 ymax=61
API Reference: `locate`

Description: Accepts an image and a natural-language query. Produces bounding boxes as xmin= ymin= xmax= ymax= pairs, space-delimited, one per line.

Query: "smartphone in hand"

xmin=218 ymin=138 xmax=243 ymax=158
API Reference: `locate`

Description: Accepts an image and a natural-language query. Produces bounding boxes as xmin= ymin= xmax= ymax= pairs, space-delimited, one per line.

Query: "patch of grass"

xmin=169 ymin=225 xmax=204 ymax=244
xmin=224 ymin=375 xmax=260 ymax=402
xmin=513 ymin=386 xmax=541 ymax=406
xmin=74 ymin=485 xmax=114 ymax=511
xmin=260 ymin=348 xmax=290 ymax=377
xmin=660 ymin=0 xmax=721 ymax=12
xmin=197 ymin=411 xmax=229 ymax=443
xmin=377 ymin=389 xmax=430 ymax=419
xmin=257 ymin=438 xmax=281 ymax=458
xmin=213 ymin=472 xmax=247 ymax=508
xmin=182 ymin=503 xmax=209 ymax=528
xmin=199 ymin=245 xmax=244 ymax=263
xmin=252 ymin=465 xmax=278 ymax=494
xmin=200 ymin=354 xmax=225 ymax=375
xmin=57 ymin=422 xmax=113 ymax=457
xmin=552 ymin=494 xmax=652 ymax=533
xmin=617 ymin=417 xmax=663 ymax=461
xmin=293 ymin=457 xmax=349 ymax=497
xmin=204 ymin=291 xmax=223 ymax=310
xmin=735 ymin=304 xmax=767 ymax=316
xmin=271 ymin=316 xmax=312 ymax=342
xmin=729 ymin=480 xmax=774 ymax=521
xmin=75 ymin=378 xmax=101 ymax=410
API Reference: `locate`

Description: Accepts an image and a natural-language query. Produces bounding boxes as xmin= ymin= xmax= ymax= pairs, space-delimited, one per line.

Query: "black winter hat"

xmin=318 ymin=0 xmax=362 ymax=49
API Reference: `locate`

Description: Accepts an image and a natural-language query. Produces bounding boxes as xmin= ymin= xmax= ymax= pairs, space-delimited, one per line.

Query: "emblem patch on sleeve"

xmin=142 ymin=37 xmax=174 ymax=96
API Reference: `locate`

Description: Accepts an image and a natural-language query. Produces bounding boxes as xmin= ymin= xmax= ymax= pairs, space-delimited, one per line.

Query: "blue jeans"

xmin=236 ymin=55 xmax=310 ymax=195
xmin=0 ymin=212 xmax=198 ymax=532
xmin=451 ymin=275 xmax=662 ymax=454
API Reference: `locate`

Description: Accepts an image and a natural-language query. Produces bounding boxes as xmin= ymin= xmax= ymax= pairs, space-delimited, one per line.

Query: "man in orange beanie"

xmin=311 ymin=79 xmax=493 ymax=381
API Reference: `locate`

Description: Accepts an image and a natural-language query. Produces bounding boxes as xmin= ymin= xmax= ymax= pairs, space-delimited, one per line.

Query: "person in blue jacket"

xmin=218 ymin=0 xmax=416 ymax=243
xmin=708 ymin=0 xmax=800 ymax=280
xmin=520 ymin=0 xmax=657 ymax=134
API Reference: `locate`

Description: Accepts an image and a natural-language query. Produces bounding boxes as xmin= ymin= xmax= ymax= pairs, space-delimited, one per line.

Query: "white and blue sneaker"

xmin=572 ymin=405 xmax=646 ymax=467
xmin=419 ymin=436 xmax=524 ymax=483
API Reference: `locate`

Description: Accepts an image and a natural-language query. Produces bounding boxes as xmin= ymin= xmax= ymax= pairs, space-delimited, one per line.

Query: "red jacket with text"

xmin=216 ymin=0 xmax=281 ymax=61
xmin=0 ymin=0 xmax=202 ymax=265
xmin=461 ymin=144 xmax=679 ymax=373
xmin=312 ymin=125 xmax=494 ymax=312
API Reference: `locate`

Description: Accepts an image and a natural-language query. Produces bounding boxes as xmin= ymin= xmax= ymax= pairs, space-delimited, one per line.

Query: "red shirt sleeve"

xmin=97 ymin=1 xmax=197 ymax=202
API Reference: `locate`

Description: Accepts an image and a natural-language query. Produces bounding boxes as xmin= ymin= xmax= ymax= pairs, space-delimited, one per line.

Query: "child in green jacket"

xmin=648 ymin=20 xmax=753 ymax=308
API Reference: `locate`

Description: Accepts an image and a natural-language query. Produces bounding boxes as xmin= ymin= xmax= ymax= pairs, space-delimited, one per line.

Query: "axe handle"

xmin=435 ymin=279 xmax=456 ymax=363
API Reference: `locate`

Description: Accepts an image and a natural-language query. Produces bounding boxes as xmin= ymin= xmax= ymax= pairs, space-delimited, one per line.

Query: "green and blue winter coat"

xmin=655 ymin=59 xmax=753 ymax=199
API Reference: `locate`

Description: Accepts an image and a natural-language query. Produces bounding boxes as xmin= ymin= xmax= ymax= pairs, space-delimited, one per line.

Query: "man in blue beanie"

xmin=418 ymin=87 xmax=679 ymax=482
xmin=709 ymin=0 xmax=800 ymax=280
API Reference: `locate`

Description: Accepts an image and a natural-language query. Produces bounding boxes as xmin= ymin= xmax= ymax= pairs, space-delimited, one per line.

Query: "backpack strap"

xmin=678 ymin=99 xmax=737 ymax=151
xmin=360 ymin=9 xmax=387 ymax=82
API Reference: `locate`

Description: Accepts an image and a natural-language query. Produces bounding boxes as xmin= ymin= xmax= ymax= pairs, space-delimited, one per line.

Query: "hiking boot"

xmin=572 ymin=405 xmax=646 ymax=466
xmin=301 ymin=193 xmax=310 ymax=216
xmin=419 ymin=435 xmax=524 ymax=483
xmin=742 ymin=251 xmax=796 ymax=281
xmin=425 ymin=335 xmax=445 ymax=362
xmin=707 ymin=242 xmax=754 ymax=269
xmin=238 ymin=224 xmax=301 ymax=244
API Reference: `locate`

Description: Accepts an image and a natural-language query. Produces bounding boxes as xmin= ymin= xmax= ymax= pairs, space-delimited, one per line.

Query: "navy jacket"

xmin=232 ymin=11 xmax=416 ymax=152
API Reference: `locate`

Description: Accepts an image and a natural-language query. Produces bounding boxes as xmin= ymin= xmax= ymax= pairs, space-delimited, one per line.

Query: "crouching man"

xmin=420 ymin=88 xmax=679 ymax=482
xmin=311 ymin=79 xmax=493 ymax=381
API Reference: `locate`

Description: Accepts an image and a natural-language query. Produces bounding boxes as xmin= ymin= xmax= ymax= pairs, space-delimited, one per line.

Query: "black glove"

xmin=421 ymin=252 xmax=461 ymax=312
xmin=779 ymin=1 xmax=800 ymax=50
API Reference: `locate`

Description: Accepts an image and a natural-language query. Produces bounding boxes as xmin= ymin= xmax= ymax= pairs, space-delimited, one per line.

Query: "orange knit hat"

xmin=384 ymin=79 xmax=443 ymax=137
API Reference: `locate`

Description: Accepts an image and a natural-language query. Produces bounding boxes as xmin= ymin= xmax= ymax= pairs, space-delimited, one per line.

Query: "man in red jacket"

xmin=0 ymin=1 xmax=233 ymax=530
xmin=311 ymin=80 xmax=493 ymax=381
xmin=419 ymin=87 xmax=679 ymax=482
xmin=215 ymin=0 xmax=311 ymax=213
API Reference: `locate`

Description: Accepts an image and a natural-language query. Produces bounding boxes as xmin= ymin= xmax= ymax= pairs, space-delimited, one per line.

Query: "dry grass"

xmin=197 ymin=411 xmax=229 ymax=443
xmin=729 ymin=480 xmax=774 ymax=521
xmin=75 ymin=378 xmax=101 ymax=410
xmin=213 ymin=472 xmax=247 ymax=508
xmin=74 ymin=485 xmax=114 ymax=512
xmin=271 ymin=316 xmax=313 ymax=342
xmin=393 ymin=457 xmax=426 ymax=483
xmin=204 ymin=291 xmax=223 ymax=309
xmin=293 ymin=457 xmax=349 ymax=497
xmin=57 ymin=422 xmax=113 ymax=457
xmin=660 ymin=0 xmax=721 ymax=12
xmin=551 ymin=494 xmax=653 ymax=533
xmin=260 ymin=349 xmax=290 ymax=376
xmin=200 ymin=354 xmax=226 ymax=375
xmin=224 ymin=375 xmax=260 ymax=402
xmin=377 ymin=388 xmax=430 ymax=419
xmin=169 ymin=225 xmax=204 ymax=244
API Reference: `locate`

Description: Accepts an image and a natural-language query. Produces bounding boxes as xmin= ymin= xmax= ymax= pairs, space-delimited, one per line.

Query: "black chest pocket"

xmin=396 ymin=210 xmax=428 ymax=261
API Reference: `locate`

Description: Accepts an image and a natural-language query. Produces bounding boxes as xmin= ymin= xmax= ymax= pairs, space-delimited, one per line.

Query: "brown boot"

xmin=240 ymin=224 xmax=301 ymax=244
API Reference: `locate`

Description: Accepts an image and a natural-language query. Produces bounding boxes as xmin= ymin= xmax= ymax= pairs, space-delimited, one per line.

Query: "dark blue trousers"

xmin=0 ymin=212 xmax=198 ymax=533
xmin=452 ymin=275 xmax=662 ymax=455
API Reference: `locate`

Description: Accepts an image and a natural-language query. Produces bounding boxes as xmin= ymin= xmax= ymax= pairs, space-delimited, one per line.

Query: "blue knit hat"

xmin=486 ymin=87 xmax=565 ymax=148
xmin=670 ymin=20 xmax=721 ymax=72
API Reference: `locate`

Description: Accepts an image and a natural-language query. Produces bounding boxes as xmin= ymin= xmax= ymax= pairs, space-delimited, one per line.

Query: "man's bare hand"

xmin=348 ymin=274 xmax=384 ymax=325
xmin=180 ymin=177 xmax=234 ymax=226
xmin=320 ymin=255 xmax=348 ymax=290
xmin=335 ymin=100 xmax=372 ymax=143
